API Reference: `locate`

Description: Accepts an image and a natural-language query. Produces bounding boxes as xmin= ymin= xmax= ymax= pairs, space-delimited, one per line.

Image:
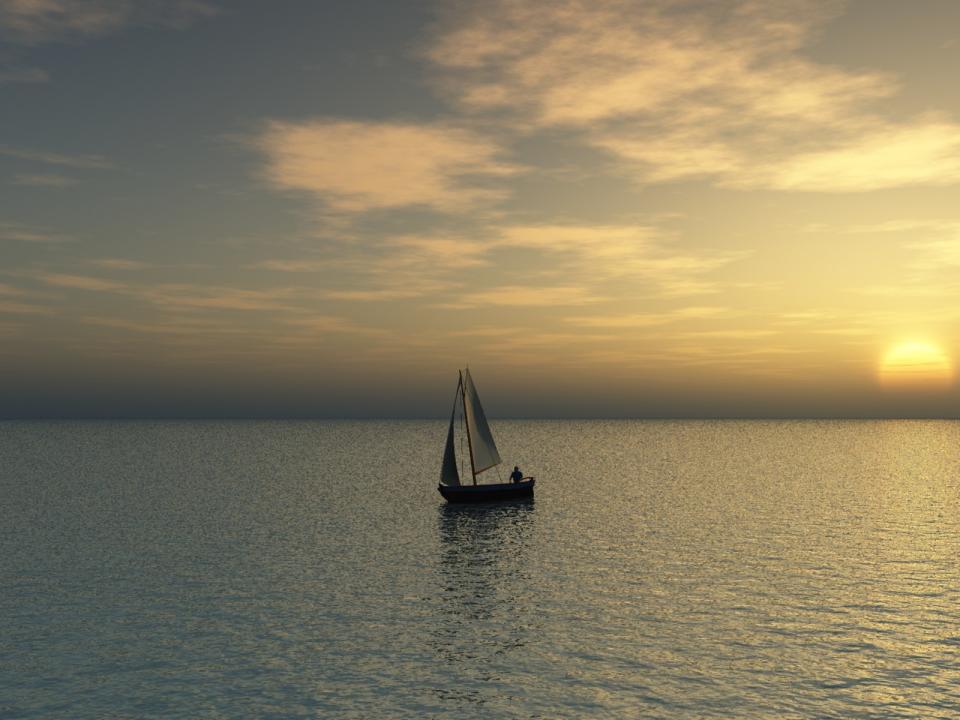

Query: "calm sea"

xmin=3 ymin=420 xmax=960 ymax=718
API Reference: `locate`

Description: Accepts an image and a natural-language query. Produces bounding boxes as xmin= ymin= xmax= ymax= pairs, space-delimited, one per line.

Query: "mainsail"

xmin=462 ymin=368 xmax=502 ymax=474
xmin=440 ymin=389 xmax=461 ymax=486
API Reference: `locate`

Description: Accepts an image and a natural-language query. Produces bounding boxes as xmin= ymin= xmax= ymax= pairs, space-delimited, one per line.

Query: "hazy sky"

xmin=4 ymin=0 xmax=960 ymax=418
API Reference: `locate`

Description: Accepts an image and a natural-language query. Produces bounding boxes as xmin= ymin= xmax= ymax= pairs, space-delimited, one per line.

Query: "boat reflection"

xmin=430 ymin=500 xmax=538 ymax=707
xmin=437 ymin=499 xmax=535 ymax=614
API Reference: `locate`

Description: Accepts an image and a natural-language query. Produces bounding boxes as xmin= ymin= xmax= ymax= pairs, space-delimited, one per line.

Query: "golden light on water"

xmin=878 ymin=341 xmax=954 ymax=390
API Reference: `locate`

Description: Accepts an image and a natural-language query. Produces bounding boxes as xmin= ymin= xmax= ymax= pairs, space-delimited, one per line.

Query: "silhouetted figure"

xmin=510 ymin=466 xmax=523 ymax=483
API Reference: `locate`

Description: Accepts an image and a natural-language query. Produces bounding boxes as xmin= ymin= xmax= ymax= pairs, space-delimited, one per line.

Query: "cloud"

xmin=494 ymin=331 xmax=618 ymax=349
xmin=90 ymin=258 xmax=150 ymax=270
xmin=856 ymin=283 xmax=959 ymax=298
xmin=282 ymin=315 xmax=387 ymax=337
xmin=338 ymin=234 xmax=491 ymax=300
xmin=255 ymin=120 xmax=517 ymax=212
xmin=908 ymin=238 xmax=960 ymax=269
xmin=0 ymin=282 xmax=56 ymax=317
xmin=0 ymin=66 xmax=48 ymax=84
xmin=0 ymin=283 xmax=26 ymax=296
xmin=0 ymin=224 xmax=72 ymax=242
xmin=812 ymin=327 xmax=878 ymax=337
xmin=0 ymin=300 xmax=53 ymax=315
xmin=35 ymin=270 xmax=371 ymax=314
xmin=428 ymin=0 xmax=960 ymax=192
xmin=673 ymin=329 xmax=778 ymax=340
xmin=385 ymin=235 xmax=490 ymax=269
xmin=11 ymin=173 xmax=77 ymax=187
xmin=322 ymin=287 xmax=447 ymax=302
xmin=494 ymin=223 xmax=740 ymax=291
xmin=429 ymin=1 xmax=883 ymax=127
xmin=454 ymin=285 xmax=602 ymax=307
xmin=83 ymin=312 xmax=378 ymax=341
xmin=0 ymin=0 xmax=217 ymax=45
xmin=139 ymin=285 xmax=309 ymax=312
xmin=592 ymin=128 xmax=745 ymax=184
xmin=294 ymin=222 xmax=737 ymax=308
xmin=248 ymin=233 xmax=490 ymax=305
xmin=567 ymin=306 xmax=730 ymax=328
xmin=449 ymin=326 xmax=523 ymax=338
xmin=0 ymin=144 xmax=112 ymax=169
xmin=801 ymin=219 xmax=959 ymax=235
xmin=767 ymin=122 xmax=960 ymax=191
xmin=37 ymin=272 xmax=127 ymax=291
xmin=249 ymin=259 xmax=334 ymax=273
xmin=244 ymin=222 xmax=737 ymax=308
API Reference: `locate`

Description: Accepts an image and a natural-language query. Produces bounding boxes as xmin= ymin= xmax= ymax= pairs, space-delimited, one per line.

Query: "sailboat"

xmin=438 ymin=369 xmax=535 ymax=503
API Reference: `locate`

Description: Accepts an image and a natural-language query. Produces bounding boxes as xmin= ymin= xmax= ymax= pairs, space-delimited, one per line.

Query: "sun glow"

xmin=878 ymin=341 xmax=954 ymax=390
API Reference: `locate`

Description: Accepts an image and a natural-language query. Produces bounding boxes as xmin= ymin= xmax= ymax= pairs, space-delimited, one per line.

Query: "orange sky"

xmin=3 ymin=1 xmax=960 ymax=417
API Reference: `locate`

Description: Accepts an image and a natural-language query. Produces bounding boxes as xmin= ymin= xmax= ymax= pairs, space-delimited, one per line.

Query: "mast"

xmin=460 ymin=369 xmax=478 ymax=485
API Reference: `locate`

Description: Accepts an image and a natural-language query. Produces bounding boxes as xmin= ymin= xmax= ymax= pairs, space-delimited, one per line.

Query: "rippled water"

xmin=3 ymin=420 xmax=960 ymax=718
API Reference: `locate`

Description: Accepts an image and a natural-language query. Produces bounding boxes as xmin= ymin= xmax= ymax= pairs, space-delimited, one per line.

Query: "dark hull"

xmin=438 ymin=478 xmax=535 ymax=503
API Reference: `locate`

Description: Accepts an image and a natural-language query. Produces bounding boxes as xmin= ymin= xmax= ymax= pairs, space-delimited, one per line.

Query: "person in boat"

xmin=510 ymin=466 xmax=523 ymax=483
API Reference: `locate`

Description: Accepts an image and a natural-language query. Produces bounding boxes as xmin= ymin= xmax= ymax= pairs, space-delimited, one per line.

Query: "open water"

xmin=3 ymin=420 xmax=960 ymax=718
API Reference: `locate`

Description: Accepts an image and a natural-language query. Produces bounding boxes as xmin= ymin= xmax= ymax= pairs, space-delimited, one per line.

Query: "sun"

xmin=878 ymin=341 xmax=954 ymax=390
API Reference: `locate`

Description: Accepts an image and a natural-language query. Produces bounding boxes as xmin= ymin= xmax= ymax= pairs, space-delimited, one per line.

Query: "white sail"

xmin=440 ymin=390 xmax=460 ymax=486
xmin=462 ymin=368 xmax=502 ymax=474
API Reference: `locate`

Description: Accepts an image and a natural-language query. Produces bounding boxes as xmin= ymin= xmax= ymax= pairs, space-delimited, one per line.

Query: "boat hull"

xmin=438 ymin=478 xmax=535 ymax=503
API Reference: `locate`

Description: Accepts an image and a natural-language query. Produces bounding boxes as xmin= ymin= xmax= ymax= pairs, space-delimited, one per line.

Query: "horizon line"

xmin=2 ymin=415 xmax=959 ymax=422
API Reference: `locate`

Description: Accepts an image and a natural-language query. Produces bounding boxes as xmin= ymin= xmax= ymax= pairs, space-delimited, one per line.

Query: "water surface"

xmin=3 ymin=420 xmax=960 ymax=717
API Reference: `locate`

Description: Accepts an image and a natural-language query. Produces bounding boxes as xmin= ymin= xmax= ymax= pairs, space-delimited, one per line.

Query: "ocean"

xmin=3 ymin=419 xmax=960 ymax=718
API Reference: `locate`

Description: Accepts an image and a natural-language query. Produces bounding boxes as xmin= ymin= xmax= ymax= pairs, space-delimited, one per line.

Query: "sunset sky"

xmin=4 ymin=0 xmax=960 ymax=417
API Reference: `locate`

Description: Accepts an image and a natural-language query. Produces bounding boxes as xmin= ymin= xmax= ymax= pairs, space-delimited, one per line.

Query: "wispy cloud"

xmin=0 ymin=283 xmax=26 ymax=296
xmin=243 ymin=221 xmax=738 ymax=309
xmin=0 ymin=281 xmax=56 ymax=318
xmin=801 ymin=219 xmax=960 ymax=235
xmin=0 ymin=144 xmax=112 ymax=169
xmin=0 ymin=0 xmax=218 ymax=45
xmin=0 ymin=66 xmax=48 ymax=84
xmin=567 ymin=306 xmax=730 ymax=328
xmin=799 ymin=217 xmax=960 ymax=272
xmin=0 ymin=321 xmax=23 ymax=338
xmin=37 ymin=273 xmax=127 ymax=291
xmin=494 ymin=223 xmax=741 ymax=292
xmin=386 ymin=235 xmax=490 ymax=269
xmin=282 ymin=315 xmax=388 ymax=337
xmin=249 ymin=259 xmax=334 ymax=273
xmin=0 ymin=300 xmax=54 ymax=315
xmin=11 ymin=173 xmax=77 ymax=187
xmin=856 ymin=283 xmax=959 ymax=298
xmin=0 ymin=224 xmax=72 ymax=243
xmin=430 ymin=1 xmax=872 ymax=124
xmin=34 ymin=270 xmax=377 ymax=315
xmin=767 ymin=121 xmax=960 ymax=191
xmin=255 ymin=120 xmax=517 ymax=213
xmin=82 ymin=311 xmax=379 ymax=342
xmin=89 ymin=258 xmax=150 ymax=270
xmin=428 ymin=0 xmax=960 ymax=193
xmin=249 ymin=233 xmax=491 ymax=304
xmin=673 ymin=329 xmax=778 ymax=340
xmin=140 ymin=285 xmax=310 ymax=313
xmin=449 ymin=326 xmax=523 ymax=338
xmin=454 ymin=285 xmax=603 ymax=308
xmin=322 ymin=286 xmax=451 ymax=302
